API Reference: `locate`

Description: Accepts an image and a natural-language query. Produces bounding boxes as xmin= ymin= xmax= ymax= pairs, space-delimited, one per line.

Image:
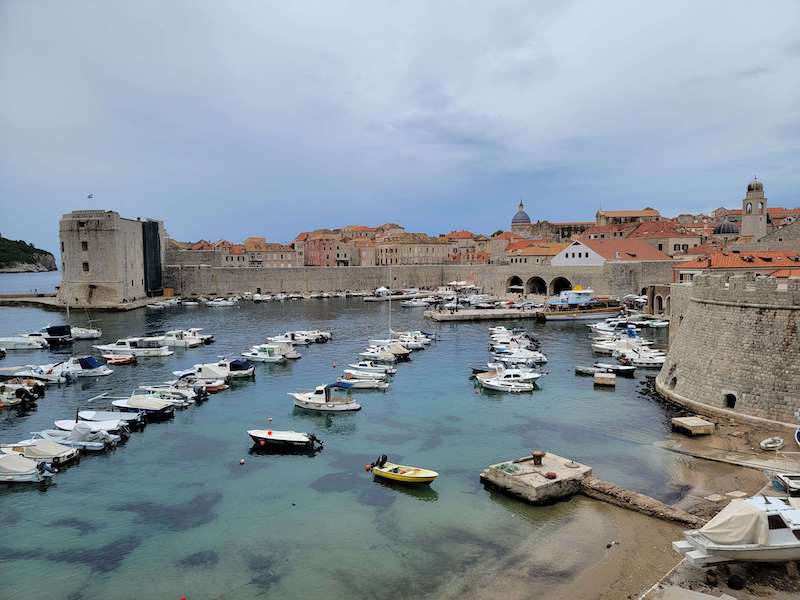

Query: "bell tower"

xmin=740 ymin=177 xmax=767 ymax=240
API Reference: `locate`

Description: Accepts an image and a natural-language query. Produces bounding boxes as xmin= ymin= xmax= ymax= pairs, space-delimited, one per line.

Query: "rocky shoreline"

xmin=0 ymin=261 xmax=57 ymax=273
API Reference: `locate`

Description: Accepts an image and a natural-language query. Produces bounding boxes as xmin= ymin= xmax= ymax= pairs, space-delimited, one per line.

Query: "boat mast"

xmin=388 ymin=265 xmax=392 ymax=335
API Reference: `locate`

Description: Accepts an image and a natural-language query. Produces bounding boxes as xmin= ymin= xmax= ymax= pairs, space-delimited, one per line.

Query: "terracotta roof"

xmin=213 ymin=239 xmax=233 ymax=248
xmin=628 ymin=221 xmax=700 ymax=239
xmin=578 ymin=238 xmax=672 ymax=261
xmin=770 ymin=268 xmax=800 ymax=278
xmin=442 ymin=230 xmax=478 ymax=240
xmin=492 ymin=231 xmax=522 ymax=240
xmin=506 ymin=239 xmax=558 ymax=251
xmin=228 ymin=244 xmax=245 ymax=255
xmin=507 ymin=242 xmax=570 ymax=257
xmin=720 ymin=207 xmax=800 ymax=216
xmin=263 ymin=243 xmax=294 ymax=252
xmin=190 ymin=240 xmax=214 ymax=251
xmin=344 ymin=225 xmax=378 ymax=232
xmin=674 ymin=250 xmax=800 ymax=271
xmin=596 ymin=208 xmax=660 ymax=218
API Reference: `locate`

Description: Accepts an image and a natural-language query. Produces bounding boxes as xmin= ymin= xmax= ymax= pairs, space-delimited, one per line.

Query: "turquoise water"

xmin=0 ymin=300 xmax=677 ymax=599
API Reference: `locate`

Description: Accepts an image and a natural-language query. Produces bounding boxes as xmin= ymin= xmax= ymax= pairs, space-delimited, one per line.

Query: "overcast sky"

xmin=1 ymin=1 xmax=799 ymax=253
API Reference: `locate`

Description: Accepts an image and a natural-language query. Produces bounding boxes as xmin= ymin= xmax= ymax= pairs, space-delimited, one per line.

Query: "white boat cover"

xmin=699 ymin=499 xmax=768 ymax=545
xmin=387 ymin=343 xmax=411 ymax=355
xmin=0 ymin=453 xmax=38 ymax=475
xmin=16 ymin=438 xmax=71 ymax=459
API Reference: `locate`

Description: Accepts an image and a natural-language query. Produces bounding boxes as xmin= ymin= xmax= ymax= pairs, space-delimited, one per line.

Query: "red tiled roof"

xmin=506 ymin=239 xmax=552 ymax=251
xmin=674 ymin=250 xmax=800 ymax=271
xmin=628 ymin=221 xmax=699 ymax=239
xmin=770 ymin=268 xmax=800 ymax=278
xmin=508 ymin=242 xmax=570 ymax=257
xmin=581 ymin=223 xmax=637 ymax=235
xmin=492 ymin=231 xmax=522 ymax=240
xmin=443 ymin=230 xmax=478 ymax=240
xmin=228 ymin=244 xmax=245 ymax=255
xmin=578 ymin=238 xmax=672 ymax=261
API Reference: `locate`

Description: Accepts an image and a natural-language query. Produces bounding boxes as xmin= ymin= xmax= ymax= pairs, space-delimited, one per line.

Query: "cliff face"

xmin=0 ymin=237 xmax=57 ymax=272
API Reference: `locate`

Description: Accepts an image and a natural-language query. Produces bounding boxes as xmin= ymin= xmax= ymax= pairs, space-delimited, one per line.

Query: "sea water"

xmin=0 ymin=299 xmax=677 ymax=599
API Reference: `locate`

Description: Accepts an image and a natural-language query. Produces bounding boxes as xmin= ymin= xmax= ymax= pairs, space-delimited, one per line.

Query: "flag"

xmin=87 ymin=193 xmax=94 ymax=199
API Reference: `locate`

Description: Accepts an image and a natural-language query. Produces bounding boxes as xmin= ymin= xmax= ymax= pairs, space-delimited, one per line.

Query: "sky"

xmin=1 ymin=1 xmax=799 ymax=253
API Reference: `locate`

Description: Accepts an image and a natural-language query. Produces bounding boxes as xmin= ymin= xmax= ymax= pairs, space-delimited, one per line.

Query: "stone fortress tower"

xmin=740 ymin=177 xmax=768 ymax=241
xmin=656 ymin=273 xmax=800 ymax=426
xmin=58 ymin=210 xmax=165 ymax=307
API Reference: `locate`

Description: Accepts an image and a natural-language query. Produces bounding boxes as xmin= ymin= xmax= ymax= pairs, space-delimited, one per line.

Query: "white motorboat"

xmin=147 ymin=302 xmax=167 ymax=309
xmin=169 ymin=374 xmax=229 ymax=393
xmin=347 ymin=361 xmax=397 ymax=375
xmin=480 ymin=364 xmax=543 ymax=384
xmin=493 ymin=349 xmax=548 ymax=365
xmin=400 ymin=299 xmax=429 ymax=308
xmin=253 ymin=342 xmax=300 ymax=359
xmin=0 ymin=335 xmax=49 ymax=350
xmin=220 ymin=358 xmax=255 ymax=379
xmin=290 ymin=330 xmax=332 ymax=343
xmin=290 ymin=384 xmax=361 ymax=412
xmin=592 ymin=362 xmax=637 ymax=377
xmin=79 ymin=410 xmax=145 ymax=427
xmin=248 ymin=427 xmax=323 ymax=449
xmin=207 ymin=298 xmax=237 ymax=307
xmin=161 ymin=330 xmax=203 ymax=348
xmin=111 ymin=397 xmax=175 ymax=419
xmin=42 ymin=356 xmax=113 ymax=378
xmin=0 ymin=453 xmax=52 ymax=483
xmin=673 ymin=496 xmax=800 ymax=565
xmin=139 ymin=383 xmax=208 ymax=402
xmin=479 ymin=377 xmax=534 ymax=393
xmin=337 ymin=374 xmax=389 ymax=389
xmin=41 ymin=325 xmax=74 ymax=346
xmin=342 ymin=369 xmax=387 ymax=381
xmin=126 ymin=391 xmax=190 ymax=408
xmin=173 ymin=359 xmax=254 ymax=381
xmin=1 ymin=438 xmax=80 ymax=466
xmin=359 ymin=346 xmax=397 ymax=363
xmin=186 ymin=328 xmax=214 ymax=344
xmin=267 ymin=333 xmax=310 ymax=346
xmin=54 ymin=418 xmax=129 ymax=435
xmin=242 ymin=346 xmax=287 ymax=363
xmin=93 ymin=337 xmax=173 ymax=357
xmin=33 ymin=426 xmax=119 ymax=452
xmin=614 ymin=348 xmax=665 ymax=368
xmin=8 ymin=365 xmax=73 ymax=385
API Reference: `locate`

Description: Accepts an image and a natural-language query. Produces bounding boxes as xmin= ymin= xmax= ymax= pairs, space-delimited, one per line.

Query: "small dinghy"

xmin=0 ymin=453 xmax=53 ymax=484
xmin=592 ymin=362 xmax=636 ymax=377
xmin=366 ymin=454 xmax=438 ymax=485
xmin=342 ymin=369 xmax=387 ymax=381
xmin=1 ymin=438 xmax=80 ymax=466
xmin=241 ymin=349 xmax=287 ymax=363
xmin=760 ymin=437 xmax=785 ymax=451
xmin=479 ymin=377 xmax=534 ymax=393
xmin=774 ymin=473 xmax=800 ymax=496
xmin=248 ymin=427 xmax=323 ymax=450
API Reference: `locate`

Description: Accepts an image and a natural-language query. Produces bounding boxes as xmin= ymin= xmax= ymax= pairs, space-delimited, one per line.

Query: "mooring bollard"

xmin=532 ymin=450 xmax=546 ymax=466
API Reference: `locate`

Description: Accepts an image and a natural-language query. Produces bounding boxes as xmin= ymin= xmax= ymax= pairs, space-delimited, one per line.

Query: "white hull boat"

xmin=43 ymin=356 xmax=113 ymax=378
xmin=186 ymin=328 xmax=214 ymax=344
xmin=1 ymin=438 xmax=80 ymax=466
xmin=347 ymin=361 xmax=396 ymax=375
xmin=479 ymin=377 xmax=534 ymax=392
xmin=161 ymin=330 xmax=203 ymax=348
xmin=93 ymin=338 xmax=173 ymax=357
xmin=248 ymin=428 xmax=323 ymax=449
xmin=0 ymin=453 xmax=52 ymax=483
xmin=673 ymin=496 xmax=800 ymax=565
xmin=0 ymin=336 xmax=48 ymax=350
xmin=337 ymin=377 xmax=389 ymax=389
xmin=54 ymin=418 xmax=129 ymax=435
xmin=34 ymin=428 xmax=118 ymax=452
xmin=79 ymin=410 xmax=145 ymax=427
xmin=111 ymin=397 xmax=175 ymax=419
xmin=69 ymin=326 xmax=102 ymax=340
xmin=342 ymin=369 xmax=387 ymax=381
xmin=252 ymin=343 xmax=300 ymax=359
xmin=242 ymin=350 xmax=286 ymax=363
xmin=290 ymin=384 xmax=361 ymax=412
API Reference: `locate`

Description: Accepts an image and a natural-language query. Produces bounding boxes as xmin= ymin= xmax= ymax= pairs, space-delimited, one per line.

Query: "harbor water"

xmin=0 ymin=297 xmax=678 ymax=599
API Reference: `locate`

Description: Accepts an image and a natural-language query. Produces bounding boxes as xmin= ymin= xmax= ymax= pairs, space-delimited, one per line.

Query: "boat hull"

xmin=292 ymin=398 xmax=361 ymax=412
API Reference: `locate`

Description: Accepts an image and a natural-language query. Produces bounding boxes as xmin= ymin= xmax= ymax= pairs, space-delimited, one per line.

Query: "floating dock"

xmin=425 ymin=308 xmax=541 ymax=322
xmin=480 ymin=452 xmax=592 ymax=504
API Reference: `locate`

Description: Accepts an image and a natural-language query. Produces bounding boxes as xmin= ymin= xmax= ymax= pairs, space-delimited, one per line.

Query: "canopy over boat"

xmin=699 ymin=499 xmax=769 ymax=545
xmin=229 ymin=359 xmax=253 ymax=372
xmin=78 ymin=356 xmax=104 ymax=370
xmin=0 ymin=453 xmax=41 ymax=475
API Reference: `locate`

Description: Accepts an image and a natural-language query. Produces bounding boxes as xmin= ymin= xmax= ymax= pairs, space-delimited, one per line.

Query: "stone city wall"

xmin=164 ymin=260 xmax=675 ymax=298
xmin=657 ymin=274 xmax=800 ymax=426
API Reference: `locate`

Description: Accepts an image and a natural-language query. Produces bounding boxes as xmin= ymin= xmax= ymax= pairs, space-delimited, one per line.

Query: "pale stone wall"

xmin=656 ymin=274 xmax=800 ymax=426
xmin=164 ymin=260 xmax=674 ymax=299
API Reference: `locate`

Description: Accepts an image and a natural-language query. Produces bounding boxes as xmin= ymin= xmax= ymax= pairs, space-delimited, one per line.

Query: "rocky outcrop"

xmin=0 ymin=237 xmax=57 ymax=272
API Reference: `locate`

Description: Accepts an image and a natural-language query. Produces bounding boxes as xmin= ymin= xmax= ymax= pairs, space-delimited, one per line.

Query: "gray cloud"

xmin=1 ymin=0 xmax=799 ymax=252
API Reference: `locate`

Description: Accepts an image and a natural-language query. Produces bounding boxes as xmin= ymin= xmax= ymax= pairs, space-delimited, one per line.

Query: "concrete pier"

xmin=480 ymin=452 xmax=592 ymax=504
xmin=425 ymin=308 xmax=542 ymax=322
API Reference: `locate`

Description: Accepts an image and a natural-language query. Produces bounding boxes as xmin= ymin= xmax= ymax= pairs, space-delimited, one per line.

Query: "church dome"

xmin=714 ymin=221 xmax=740 ymax=235
xmin=512 ymin=201 xmax=531 ymax=225
xmin=747 ymin=178 xmax=763 ymax=193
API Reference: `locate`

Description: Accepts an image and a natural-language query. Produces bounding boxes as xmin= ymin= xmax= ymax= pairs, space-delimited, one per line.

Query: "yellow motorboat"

xmin=365 ymin=455 xmax=438 ymax=485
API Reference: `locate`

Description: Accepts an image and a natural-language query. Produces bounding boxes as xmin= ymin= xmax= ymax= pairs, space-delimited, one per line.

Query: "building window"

xmin=81 ymin=241 xmax=88 ymax=251
xmin=61 ymin=242 xmax=64 ymax=252
xmin=724 ymin=393 xmax=736 ymax=409
xmin=657 ymin=244 xmax=663 ymax=251
xmin=82 ymin=262 xmax=89 ymax=272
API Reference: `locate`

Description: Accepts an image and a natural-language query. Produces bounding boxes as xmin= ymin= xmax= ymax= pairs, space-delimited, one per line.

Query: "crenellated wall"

xmin=656 ymin=274 xmax=800 ymax=427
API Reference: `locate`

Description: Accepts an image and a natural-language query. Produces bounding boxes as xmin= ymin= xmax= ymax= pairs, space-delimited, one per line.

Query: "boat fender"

xmin=258 ymin=439 xmax=266 ymax=446
xmin=364 ymin=464 xmax=373 ymax=472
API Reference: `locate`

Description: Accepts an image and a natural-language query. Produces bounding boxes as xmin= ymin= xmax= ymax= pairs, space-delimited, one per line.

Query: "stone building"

xmin=656 ymin=273 xmax=800 ymax=426
xmin=375 ymin=232 xmax=450 ymax=265
xmin=58 ymin=210 xmax=165 ymax=307
xmin=595 ymin=208 xmax=661 ymax=226
xmin=509 ymin=202 xmax=591 ymax=241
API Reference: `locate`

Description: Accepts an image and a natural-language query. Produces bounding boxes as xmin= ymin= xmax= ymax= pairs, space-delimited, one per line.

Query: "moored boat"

xmin=366 ymin=455 xmax=438 ymax=485
xmin=290 ymin=383 xmax=361 ymax=412
xmin=248 ymin=426 xmax=323 ymax=450
xmin=0 ymin=453 xmax=53 ymax=484
xmin=93 ymin=337 xmax=173 ymax=357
